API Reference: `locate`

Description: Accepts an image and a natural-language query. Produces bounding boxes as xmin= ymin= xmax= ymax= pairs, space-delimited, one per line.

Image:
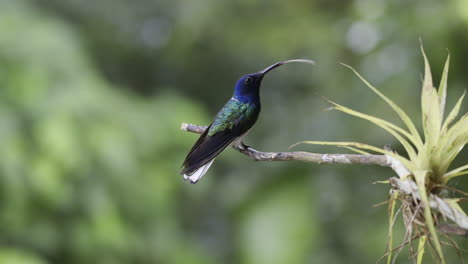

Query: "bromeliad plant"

xmin=298 ymin=47 xmax=467 ymax=263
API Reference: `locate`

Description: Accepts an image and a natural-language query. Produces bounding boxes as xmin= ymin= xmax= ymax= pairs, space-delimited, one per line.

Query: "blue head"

xmin=233 ymin=59 xmax=315 ymax=103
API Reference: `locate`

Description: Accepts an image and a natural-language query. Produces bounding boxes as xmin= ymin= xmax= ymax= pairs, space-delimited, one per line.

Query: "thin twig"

xmin=181 ymin=123 xmax=388 ymax=166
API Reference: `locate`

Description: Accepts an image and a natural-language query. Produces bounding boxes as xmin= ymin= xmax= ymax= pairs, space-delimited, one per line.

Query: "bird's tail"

xmin=183 ymin=159 xmax=215 ymax=184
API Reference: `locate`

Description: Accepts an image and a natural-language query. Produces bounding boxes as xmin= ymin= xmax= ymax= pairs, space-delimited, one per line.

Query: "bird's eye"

xmin=245 ymin=77 xmax=251 ymax=84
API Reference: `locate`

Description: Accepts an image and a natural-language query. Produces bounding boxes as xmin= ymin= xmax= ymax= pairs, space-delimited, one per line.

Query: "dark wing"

xmin=181 ymin=99 xmax=259 ymax=175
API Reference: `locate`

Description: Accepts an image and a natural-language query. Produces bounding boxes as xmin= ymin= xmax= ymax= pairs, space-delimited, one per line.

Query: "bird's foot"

xmin=234 ymin=141 xmax=251 ymax=151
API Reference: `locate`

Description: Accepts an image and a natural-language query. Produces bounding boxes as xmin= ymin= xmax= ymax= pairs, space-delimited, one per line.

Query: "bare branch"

xmin=181 ymin=123 xmax=388 ymax=166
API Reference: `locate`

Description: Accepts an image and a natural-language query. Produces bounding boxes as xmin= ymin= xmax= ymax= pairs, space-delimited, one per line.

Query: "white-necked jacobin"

xmin=181 ymin=59 xmax=315 ymax=183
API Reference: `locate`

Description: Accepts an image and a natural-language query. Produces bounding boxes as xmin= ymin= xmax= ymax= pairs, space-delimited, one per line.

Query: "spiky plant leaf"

xmin=329 ymin=100 xmax=415 ymax=142
xmin=343 ymin=146 xmax=371 ymax=155
xmin=328 ymin=101 xmax=418 ymax=160
xmin=445 ymin=164 xmax=468 ymax=181
xmin=416 ymin=235 xmax=427 ymax=264
xmin=444 ymin=199 xmax=467 ymax=216
xmin=386 ymin=191 xmax=399 ymax=264
xmin=413 ymin=170 xmax=445 ymax=263
xmin=441 ymin=91 xmax=465 ymax=133
xmin=420 ymin=47 xmax=441 ymax=148
xmin=438 ymin=54 xmax=449 ymax=117
xmin=340 ymin=63 xmax=423 ymax=148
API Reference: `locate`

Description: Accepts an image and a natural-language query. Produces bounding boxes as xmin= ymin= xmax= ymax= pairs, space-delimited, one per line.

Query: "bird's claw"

xmin=234 ymin=141 xmax=250 ymax=151
xmin=241 ymin=143 xmax=251 ymax=150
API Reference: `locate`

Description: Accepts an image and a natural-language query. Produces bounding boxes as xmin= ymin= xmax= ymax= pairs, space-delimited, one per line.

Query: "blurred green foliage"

xmin=0 ymin=0 xmax=467 ymax=263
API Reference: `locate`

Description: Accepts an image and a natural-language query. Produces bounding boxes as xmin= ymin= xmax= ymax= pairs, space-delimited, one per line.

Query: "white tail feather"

xmin=183 ymin=159 xmax=215 ymax=184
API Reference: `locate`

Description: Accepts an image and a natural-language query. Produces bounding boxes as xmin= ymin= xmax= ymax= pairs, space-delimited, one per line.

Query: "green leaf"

xmin=341 ymin=63 xmax=423 ymax=148
xmin=373 ymin=180 xmax=390 ymax=184
xmin=438 ymin=54 xmax=450 ymax=117
xmin=420 ymin=45 xmax=442 ymax=146
xmin=441 ymin=91 xmax=465 ymax=133
xmin=440 ymin=114 xmax=468 ymax=167
xmin=330 ymin=101 xmax=417 ymax=145
xmin=444 ymin=199 xmax=467 ymax=217
xmin=416 ymin=235 xmax=427 ymax=264
xmin=444 ymin=164 xmax=468 ymax=181
xmin=414 ymin=170 xmax=445 ymax=264
xmin=328 ymin=101 xmax=418 ymax=160
xmin=386 ymin=191 xmax=398 ymax=264
xmin=344 ymin=146 xmax=371 ymax=155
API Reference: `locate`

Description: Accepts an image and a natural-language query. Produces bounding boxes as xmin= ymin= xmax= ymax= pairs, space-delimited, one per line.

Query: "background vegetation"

xmin=0 ymin=0 xmax=467 ymax=263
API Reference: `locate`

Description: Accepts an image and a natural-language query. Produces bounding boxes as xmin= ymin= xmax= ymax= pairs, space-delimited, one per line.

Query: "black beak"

xmin=258 ymin=59 xmax=315 ymax=76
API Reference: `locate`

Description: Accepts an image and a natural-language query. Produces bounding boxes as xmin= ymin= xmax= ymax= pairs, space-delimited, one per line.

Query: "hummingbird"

xmin=181 ymin=59 xmax=314 ymax=183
